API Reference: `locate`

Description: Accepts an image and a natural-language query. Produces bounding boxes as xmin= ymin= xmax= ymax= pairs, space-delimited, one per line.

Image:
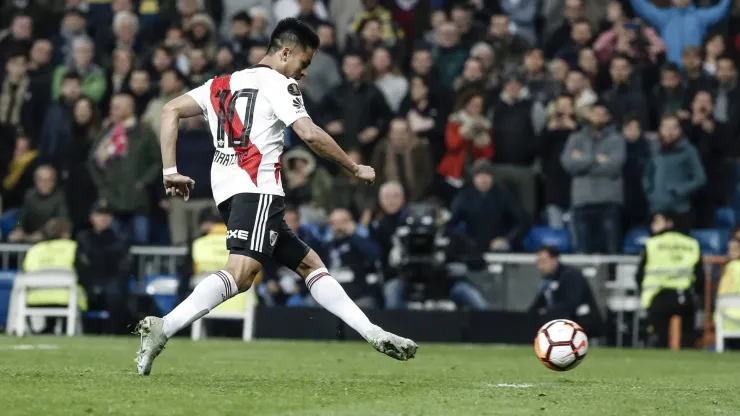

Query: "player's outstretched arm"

xmin=159 ymin=94 xmax=202 ymax=200
xmin=292 ymin=117 xmax=375 ymax=184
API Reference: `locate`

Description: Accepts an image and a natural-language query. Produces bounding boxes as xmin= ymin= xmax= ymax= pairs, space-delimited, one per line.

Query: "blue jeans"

xmin=112 ymin=215 xmax=150 ymax=245
xmin=384 ymin=279 xmax=488 ymax=310
xmin=572 ymin=203 xmax=622 ymax=254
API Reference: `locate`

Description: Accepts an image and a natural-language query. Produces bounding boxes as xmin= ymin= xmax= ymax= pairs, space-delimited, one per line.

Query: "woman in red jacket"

xmin=437 ymin=89 xmax=494 ymax=191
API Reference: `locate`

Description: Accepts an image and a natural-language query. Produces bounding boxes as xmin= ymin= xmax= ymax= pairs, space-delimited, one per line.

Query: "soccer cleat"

xmin=365 ymin=327 xmax=418 ymax=361
xmin=134 ymin=316 xmax=168 ymax=376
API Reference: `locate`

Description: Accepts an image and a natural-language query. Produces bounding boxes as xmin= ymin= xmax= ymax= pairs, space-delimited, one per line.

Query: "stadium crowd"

xmin=2 ymin=0 xmax=740 ymax=316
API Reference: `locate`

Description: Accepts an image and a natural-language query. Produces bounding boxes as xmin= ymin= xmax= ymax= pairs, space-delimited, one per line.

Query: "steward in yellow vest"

xmin=635 ymin=211 xmax=703 ymax=348
xmin=23 ymin=218 xmax=87 ymax=311
xmin=715 ymin=239 xmax=740 ymax=341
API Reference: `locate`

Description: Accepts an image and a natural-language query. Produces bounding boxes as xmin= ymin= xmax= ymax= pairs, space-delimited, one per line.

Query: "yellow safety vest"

xmin=716 ymin=260 xmax=740 ymax=331
xmin=641 ymin=232 xmax=700 ymax=309
xmin=22 ymin=239 xmax=88 ymax=310
xmin=192 ymin=225 xmax=256 ymax=312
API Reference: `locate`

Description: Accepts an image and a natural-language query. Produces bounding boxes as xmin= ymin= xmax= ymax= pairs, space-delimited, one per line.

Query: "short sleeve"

xmin=265 ymin=76 xmax=310 ymax=127
xmin=186 ymin=78 xmax=213 ymax=115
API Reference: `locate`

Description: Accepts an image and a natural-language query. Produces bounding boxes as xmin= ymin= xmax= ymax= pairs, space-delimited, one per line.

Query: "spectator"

xmin=283 ymin=147 xmax=334 ymax=225
xmin=541 ymin=94 xmax=578 ymax=228
xmin=499 ymin=0 xmax=539 ymax=45
xmin=51 ymin=36 xmax=107 ymax=104
xmin=469 ymin=41 xmax=501 ymax=92
xmin=39 ymin=72 xmax=82 ymax=161
xmin=453 ymin=57 xmax=491 ymax=95
xmin=9 ymin=165 xmax=69 ymax=243
xmin=602 ymin=54 xmax=649 ymax=129
xmin=143 ymin=67 xmax=187 ymax=135
xmin=228 ymin=11 xmax=253 ymax=64
xmin=486 ymin=14 xmax=530 ymax=74
xmin=248 ymin=6 xmax=271 ymax=44
xmin=681 ymin=46 xmax=717 ymax=98
xmin=437 ymin=90 xmax=493 ymax=199
xmin=321 ymin=53 xmax=392 ymax=159
xmin=650 ymin=63 xmax=687 ymax=129
xmin=684 ymin=91 xmax=729 ymax=228
xmin=593 ymin=20 xmax=666 ymax=65
xmin=422 ymin=9 xmax=447 ymax=48
xmin=96 ymin=11 xmax=141 ymax=68
xmin=186 ymin=13 xmax=218 ymax=60
xmin=303 ymin=22 xmax=341 ymax=104
xmin=529 ymin=245 xmax=603 ymax=335
xmin=524 ymin=47 xmax=560 ymax=105
xmin=2 ymin=134 xmax=40 ymax=212
xmin=629 ymin=0 xmax=731 ymax=66
xmin=370 ymin=118 xmax=434 ymax=202
xmin=549 ymin=57 xmax=570 ymax=89
xmin=51 ymin=8 xmax=88 ymax=66
xmin=431 ymin=22 xmax=469 ymax=91
xmin=106 ymin=48 xmax=135 ymax=108
xmin=348 ymin=18 xmax=388 ymax=61
xmin=0 ymin=15 xmax=34 ymax=65
xmin=555 ymin=18 xmax=594 ymax=67
xmin=545 ymin=0 xmax=585 ymax=59
xmin=643 ymin=114 xmax=706 ymax=227
xmin=712 ymin=56 xmax=739 ymax=128
xmin=75 ymin=201 xmax=131 ymax=334
xmin=331 ymin=149 xmax=376 ymax=226
xmin=28 ymin=39 xmax=55 ymax=86
xmin=125 ymin=68 xmax=154 ymax=118
xmin=561 ymin=102 xmax=626 ymax=254
xmin=349 ymin=0 xmax=403 ymax=47
xmin=621 ymin=117 xmax=651 ymax=231
xmin=369 ymin=46 xmax=408 ymax=113
xmin=578 ymin=47 xmax=609 ymax=93
xmin=599 ymin=0 xmax=628 ymax=32
xmin=447 ymin=159 xmax=530 ymax=253
xmin=295 ymin=0 xmax=330 ymax=29
xmin=399 ymin=75 xmax=448 ymax=163
xmin=449 ymin=1 xmax=486 ymax=48
xmin=0 ymin=48 xmax=49 ymax=144
xmin=371 ymin=181 xmax=407 ymax=276
xmin=562 ymin=67 xmax=598 ymax=122
xmin=212 ymin=45 xmax=235 ymax=76
xmin=247 ymin=43 xmax=268 ymax=67
xmin=322 ymin=208 xmax=383 ymax=308
xmin=703 ymin=33 xmax=726 ymax=76
xmin=148 ymin=46 xmax=175 ymax=84
xmin=491 ymin=72 xmax=545 ymax=219
xmin=186 ymin=48 xmax=211 ymax=86
xmin=88 ymin=94 xmax=160 ymax=244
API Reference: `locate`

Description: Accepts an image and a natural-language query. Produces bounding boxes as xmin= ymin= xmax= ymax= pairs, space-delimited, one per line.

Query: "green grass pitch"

xmin=0 ymin=336 xmax=739 ymax=416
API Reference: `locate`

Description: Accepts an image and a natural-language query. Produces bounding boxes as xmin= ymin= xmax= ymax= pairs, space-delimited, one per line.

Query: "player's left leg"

xmin=273 ymin=222 xmax=417 ymax=361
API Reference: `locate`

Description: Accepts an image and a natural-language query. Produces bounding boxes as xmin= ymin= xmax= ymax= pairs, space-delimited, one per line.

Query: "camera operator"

xmin=384 ymin=201 xmax=488 ymax=310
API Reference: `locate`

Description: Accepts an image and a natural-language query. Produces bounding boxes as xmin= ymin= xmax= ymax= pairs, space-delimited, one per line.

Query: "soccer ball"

xmin=534 ymin=319 xmax=588 ymax=371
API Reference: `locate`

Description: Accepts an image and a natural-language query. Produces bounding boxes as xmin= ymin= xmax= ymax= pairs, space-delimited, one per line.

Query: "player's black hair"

xmin=661 ymin=62 xmax=681 ymax=74
xmin=232 ymin=11 xmax=252 ymax=24
xmin=62 ymin=71 xmax=82 ymax=83
xmin=267 ymin=18 xmax=320 ymax=54
xmin=537 ymin=245 xmax=560 ymax=258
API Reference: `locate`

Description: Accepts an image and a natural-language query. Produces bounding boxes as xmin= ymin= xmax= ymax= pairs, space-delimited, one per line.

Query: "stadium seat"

xmin=623 ymin=228 xmax=650 ymax=254
xmin=6 ymin=269 xmax=80 ymax=336
xmin=523 ymin=227 xmax=571 ymax=253
xmin=716 ymin=207 xmax=736 ymax=229
xmin=189 ymin=272 xmax=257 ymax=341
xmin=690 ymin=229 xmax=730 ymax=255
xmin=144 ymin=275 xmax=180 ymax=315
xmin=0 ymin=209 xmax=18 ymax=241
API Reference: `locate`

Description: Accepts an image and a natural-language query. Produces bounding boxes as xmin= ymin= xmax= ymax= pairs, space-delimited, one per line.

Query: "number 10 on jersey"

xmin=215 ymin=88 xmax=258 ymax=149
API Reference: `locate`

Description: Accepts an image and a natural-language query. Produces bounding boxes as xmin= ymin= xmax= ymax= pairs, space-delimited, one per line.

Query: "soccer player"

xmin=134 ymin=18 xmax=417 ymax=375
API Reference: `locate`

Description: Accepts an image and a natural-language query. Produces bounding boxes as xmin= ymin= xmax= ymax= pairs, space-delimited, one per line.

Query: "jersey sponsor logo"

xmin=213 ymin=150 xmax=238 ymax=166
xmin=227 ymin=229 xmax=250 ymax=241
xmin=292 ymin=97 xmax=304 ymax=112
xmin=287 ymin=83 xmax=301 ymax=96
xmin=269 ymin=230 xmax=278 ymax=247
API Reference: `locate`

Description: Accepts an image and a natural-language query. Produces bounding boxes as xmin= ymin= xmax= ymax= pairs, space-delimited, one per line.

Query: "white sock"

xmin=162 ymin=270 xmax=238 ymax=338
xmin=306 ymin=268 xmax=376 ymax=340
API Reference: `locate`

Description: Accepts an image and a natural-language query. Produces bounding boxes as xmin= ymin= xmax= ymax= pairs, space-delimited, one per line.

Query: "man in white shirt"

xmin=134 ymin=18 xmax=417 ymax=376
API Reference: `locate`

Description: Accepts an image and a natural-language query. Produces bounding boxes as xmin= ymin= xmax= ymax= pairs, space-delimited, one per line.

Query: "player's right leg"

xmin=134 ymin=254 xmax=262 ymax=375
xmin=135 ymin=193 xmax=267 ymax=376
